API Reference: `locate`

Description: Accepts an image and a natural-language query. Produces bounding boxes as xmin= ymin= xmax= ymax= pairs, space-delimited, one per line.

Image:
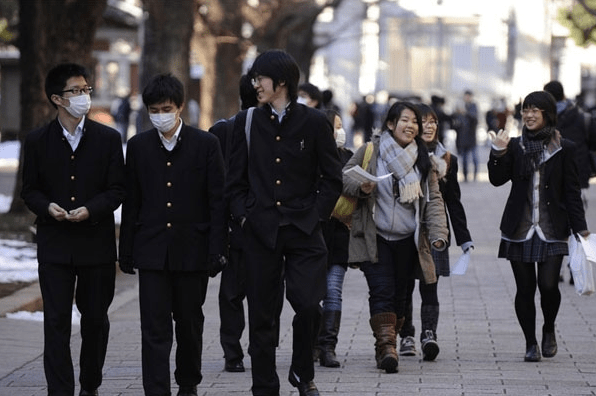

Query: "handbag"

xmin=568 ymin=233 xmax=596 ymax=296
xmin=331 ymin=142 xmax=374 ymax=225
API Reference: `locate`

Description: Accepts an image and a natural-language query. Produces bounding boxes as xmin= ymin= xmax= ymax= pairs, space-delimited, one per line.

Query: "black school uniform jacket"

xmin=21 ymin=118 xmax=126 ymax=265
xmin=488 ymin=136 xmax=587 ymax=240
xmin=119 ymin=123 xmax=226 ymax=271
xmin=226 ymin=102 xmax=343 ymax=249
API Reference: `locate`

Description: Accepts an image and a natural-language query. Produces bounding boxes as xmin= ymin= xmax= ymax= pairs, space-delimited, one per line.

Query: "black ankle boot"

xmin=524 ymin=344 xmax=542 ymax=362
xmin=542 ymin=331 xmax=557 ymax=358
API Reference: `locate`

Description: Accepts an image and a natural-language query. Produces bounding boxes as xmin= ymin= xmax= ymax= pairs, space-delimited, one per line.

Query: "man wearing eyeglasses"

xmin=227 ymin=50 xmax=342 ymax=396
xmin=21 ymin=63 xmax=126 ymax=396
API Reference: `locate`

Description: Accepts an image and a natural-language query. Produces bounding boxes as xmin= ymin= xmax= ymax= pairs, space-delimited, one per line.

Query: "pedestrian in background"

xmin=314 ymin=109 xmax=354 ymax=368
xmin=21 ymin=63 xmax=126 ymax=396
xmin=342 ymin=101 xmax=448 ymax=374
xmin=453 ymin=90 xmax=479 ymax=182
xmin=543 ymin=80 xmax=593 ymax=206
xmin=226 ymin=50 xmax=342 ymax=396
xmin=399 ymin=103 xmax=474 ymax=361
xmin=118 ymin=73 xmax=227 ymax=396
xmin=209 ymin=74 xmax=258 ymax=374
xmin=488 ymin=90 xmax=589 ymax=362
xmin=298 ymin=82 xmax=323 ymax=109
xmin=110 ymin=90 xmax=131 ymax=143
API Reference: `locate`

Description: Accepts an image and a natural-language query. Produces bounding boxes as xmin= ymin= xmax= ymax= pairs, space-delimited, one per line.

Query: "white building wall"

xmin=313 ymin=0 xmax=595 ymax=133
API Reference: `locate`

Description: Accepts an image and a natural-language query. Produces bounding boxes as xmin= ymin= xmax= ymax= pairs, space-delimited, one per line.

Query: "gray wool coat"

xmin=342 ymin=133 xmax=448 ymax=284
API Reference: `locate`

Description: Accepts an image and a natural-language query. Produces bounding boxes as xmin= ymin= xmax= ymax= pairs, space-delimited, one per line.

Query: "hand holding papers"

xmin=344 ymin=165 xmax=392 ymax=184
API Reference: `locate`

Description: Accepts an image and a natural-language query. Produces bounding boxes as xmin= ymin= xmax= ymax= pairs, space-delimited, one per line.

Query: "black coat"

xmin=322 ymin=147 xmax=354 ymax=267
xmin=556 ymin=103 xmax=592 ymax=188
xmin=439 ymin=153 xmax=472 ymax=247
xmin=119 ymin=124 xmax=226 ymax=271
xmin=226 ymin=103 xmax=343 ymax=249
xmin=488 ymin=137 xmax=587 ymax=240
xmin=21 ymin=118 xmax=126 ymax=265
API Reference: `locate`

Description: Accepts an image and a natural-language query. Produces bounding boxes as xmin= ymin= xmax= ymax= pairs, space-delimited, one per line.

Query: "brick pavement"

xmin=1 ymin=145 xmax=595 ymax=395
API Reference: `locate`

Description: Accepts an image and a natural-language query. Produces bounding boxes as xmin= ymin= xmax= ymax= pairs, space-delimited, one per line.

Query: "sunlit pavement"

xmin=1 ymin=144 xmax=595 ymax=395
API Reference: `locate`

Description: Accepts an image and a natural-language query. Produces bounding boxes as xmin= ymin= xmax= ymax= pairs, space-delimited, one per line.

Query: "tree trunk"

xmin=195 ymin=1 xmax=247 ymax=129
xmin=139 ymin=0 xmax=194 ymax=132
xmin=8 ymin=0 xmax=107 ymax=216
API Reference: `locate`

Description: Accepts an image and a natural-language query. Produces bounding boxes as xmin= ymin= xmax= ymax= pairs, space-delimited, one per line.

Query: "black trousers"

xmin=244 ymin=223 xmax=327 ymax=396
xmin=38 ymin=262 xmax=115 ymax=396
xmin=218 ymin=246 xmax=247 ymax=363
xmin=138 ymin=268 xmax=209 ymax=396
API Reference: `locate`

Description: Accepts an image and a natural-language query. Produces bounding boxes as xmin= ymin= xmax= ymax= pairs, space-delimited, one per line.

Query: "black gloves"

xmin=119 ymin=258 xmax=136 ymax=275
xmin=208 ymin=254 xmax=228 ymax=278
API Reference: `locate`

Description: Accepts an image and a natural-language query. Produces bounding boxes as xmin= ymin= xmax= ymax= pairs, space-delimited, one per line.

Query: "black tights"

xmin=510 ymin=255 xmax=563 ymax=347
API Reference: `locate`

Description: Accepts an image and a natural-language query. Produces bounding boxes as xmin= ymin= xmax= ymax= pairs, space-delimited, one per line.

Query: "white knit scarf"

xmin=379 ymin=131 xmax=423 ymax=204
xmin=429 ymin=141 xmax=448 ymax=180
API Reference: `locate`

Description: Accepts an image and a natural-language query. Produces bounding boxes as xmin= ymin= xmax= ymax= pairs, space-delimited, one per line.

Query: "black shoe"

xmin=524 ymin=344 xmax=542 ymax=362
xmin=79 ymin=390 xmax=98 ymax=396
xmin=288 ymin=369 xmax=319 ymax=396
xmin=177 ymin=385 xmax=197 ymax=396
xmin=319 ymin=347 xmax=340 ymax=368
xmin=224 ymin=360 xmax=245 ymax=372
xmin=420 ymin=330 xmax=440 ymax=361
xmin=399 ymin=336 xmax=417 ymax=356
xmin=542 ymin=332 xmax=557 ymax=358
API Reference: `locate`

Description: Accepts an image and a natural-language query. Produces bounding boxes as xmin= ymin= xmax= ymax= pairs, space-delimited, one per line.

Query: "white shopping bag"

xmin=451 ymin=250 xmax=470 ymax=275
xmin=568 ymin=234 xmax=596 ymax=296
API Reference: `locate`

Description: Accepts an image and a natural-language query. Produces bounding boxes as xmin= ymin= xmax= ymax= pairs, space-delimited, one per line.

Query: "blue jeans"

xmin=360 ymin=235 xmax=418 ymax=317
xmin=460 ymin=146 xmax=478 ymax=181
xmin=322 ymin=264 xmax=346 ymax=312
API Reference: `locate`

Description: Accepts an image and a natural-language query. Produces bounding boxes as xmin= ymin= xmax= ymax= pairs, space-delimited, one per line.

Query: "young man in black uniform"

xmin=119 ymin=74 xmax=226 ymax=396
xmin=226 ymin=50 xmax=342 ymax=396
xmin=21 ymin=63 xmax=126 ymax=396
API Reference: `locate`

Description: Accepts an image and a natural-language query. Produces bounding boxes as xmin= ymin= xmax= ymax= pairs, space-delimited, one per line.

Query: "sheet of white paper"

xmin=451 ymin=250 xmax=470 ymax=275
xmin=343 ymin=165 xmax=393 ymax=183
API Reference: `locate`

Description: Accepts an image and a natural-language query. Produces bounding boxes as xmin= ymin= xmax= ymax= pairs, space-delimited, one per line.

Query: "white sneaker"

xmin=399 ymin=336 xmax=417 ymax=356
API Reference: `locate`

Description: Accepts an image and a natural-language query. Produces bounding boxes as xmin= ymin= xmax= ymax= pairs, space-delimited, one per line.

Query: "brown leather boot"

xmin=370 ymin=312 xmax=399 ymax=373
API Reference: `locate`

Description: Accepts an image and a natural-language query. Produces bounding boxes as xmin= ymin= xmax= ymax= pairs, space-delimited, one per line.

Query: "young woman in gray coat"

xmin=342 ymin=101 xmax=448 ymax=373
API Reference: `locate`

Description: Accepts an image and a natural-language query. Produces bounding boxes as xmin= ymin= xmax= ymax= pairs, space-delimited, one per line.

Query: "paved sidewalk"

xmin=1 ymin=146 xmax=596 ymax=396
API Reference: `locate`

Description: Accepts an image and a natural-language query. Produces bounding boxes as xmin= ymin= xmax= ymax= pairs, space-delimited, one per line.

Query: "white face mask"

xmin=63 ymin=94 xmax=91 ymax=118
xmin=335 ymin=128 xmax=346 ymax=148
xmin=150 ymin=113 xmax=178 ymax=134
xmin=296 ymin=96 xmax=309 ymax=106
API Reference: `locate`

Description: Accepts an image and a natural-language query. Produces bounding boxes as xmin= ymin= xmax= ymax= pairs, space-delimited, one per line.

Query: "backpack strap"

xmin=223 ymin=116 xmax=235 ymax=171
xmin=245 ymin=107 xmax=254 ymax=154
xmin=362 ymin=142 xmax=374 ymax=169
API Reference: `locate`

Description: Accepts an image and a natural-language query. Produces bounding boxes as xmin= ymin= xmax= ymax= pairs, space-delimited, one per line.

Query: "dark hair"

xmin=418 ymin=103 xmax=438 ymax=121
xmin=322 ymin=89 xmax=333 ymax=104
xmin=239 ymin=74 xmax=258 ymax=110
xmin=45 ymin=63 xmax=89 ymax=108
xmin=298 ymin=82 xmax=322 ymax=108
xmin=249 ymin=49 xmax=300 ymax=102
xmin=430 ymin=95 xmax=445 ymax=105
xmin=142 ymin=73 xmax=184 ymax=108
xmin=543 ymin=80 xmax=565 ymax=102
xmin=522 ymin=91 xmax=557 ymax=127
xmin=383 ymin=101 xmax=431 ymax=180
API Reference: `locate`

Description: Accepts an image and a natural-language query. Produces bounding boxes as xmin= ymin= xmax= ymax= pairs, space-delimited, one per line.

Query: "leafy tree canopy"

xmin=559 ymin=0 xmax=596 ymax=47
